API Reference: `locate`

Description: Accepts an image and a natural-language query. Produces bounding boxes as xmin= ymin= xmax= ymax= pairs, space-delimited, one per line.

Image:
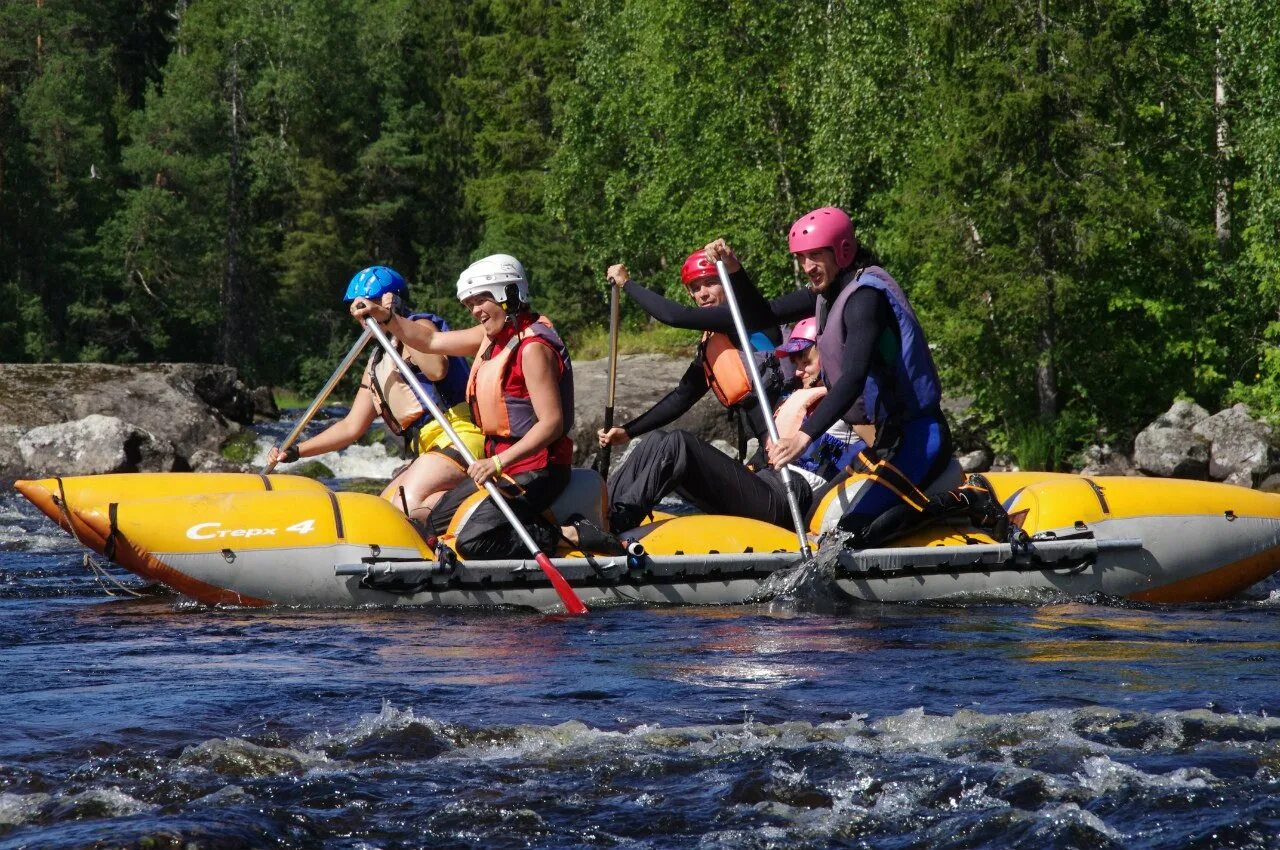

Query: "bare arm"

xmin=404 ymin=317 xmax=449 ymax=381
xmin=350 ymin=294 xmax=485 ymax=357
xmin=269 ymin=386 xmax=377 ymax=464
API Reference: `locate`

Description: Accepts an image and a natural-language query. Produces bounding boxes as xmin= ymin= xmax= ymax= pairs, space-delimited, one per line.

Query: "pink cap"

xmin=776 ymin=317 xmax=819 ymax=355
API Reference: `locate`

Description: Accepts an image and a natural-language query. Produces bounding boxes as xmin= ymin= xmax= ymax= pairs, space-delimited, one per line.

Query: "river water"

xmin=2 ymin=421 xmax=1280 ymax=848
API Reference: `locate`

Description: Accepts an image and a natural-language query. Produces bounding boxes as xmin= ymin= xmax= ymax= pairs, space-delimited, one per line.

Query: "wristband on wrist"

xmin=492 ymin=454 xmax=504 ymax=475
xmin=282 ymin=444 xmax=300 ymax=463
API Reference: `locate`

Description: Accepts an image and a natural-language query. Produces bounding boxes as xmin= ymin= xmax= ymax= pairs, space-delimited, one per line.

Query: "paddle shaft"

xmin=598 ymin=283 xmax=622 ymax=478
xmin=713 ymin=260 xmax=813 ymax=558
xmin=363 ymin=318 xmax=588 ymax=615
xmin=264 ymin=328 xmax=373 ymax=474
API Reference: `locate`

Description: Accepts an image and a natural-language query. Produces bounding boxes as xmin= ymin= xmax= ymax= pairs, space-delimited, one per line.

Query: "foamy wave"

xmin=0 ymin=791 xmax=49 ymax=826
xmin=1075 ymin=754 xmax=1211 ymax=795
xmin=178 ymin=736 xmax=332 ymax=778
xmin=250 ymin=435 xmax=403 ymax=480
xmin=51 ymin=787 xmax=154 ymax=819
xmin=1032 ymin=802 xmax=1124 ymax=841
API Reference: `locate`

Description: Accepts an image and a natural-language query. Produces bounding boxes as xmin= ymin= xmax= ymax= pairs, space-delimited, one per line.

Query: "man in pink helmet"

xmin=707 ymin=206 xmax=960 ymax=544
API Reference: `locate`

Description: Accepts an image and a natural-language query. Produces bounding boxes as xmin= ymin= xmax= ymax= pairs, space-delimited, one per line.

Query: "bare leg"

xmin=380 ymin=452 xmax=468 ymax=515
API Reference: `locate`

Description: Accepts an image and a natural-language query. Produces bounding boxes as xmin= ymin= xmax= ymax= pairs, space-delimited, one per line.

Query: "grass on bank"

xmin=569 ymin=324 xmax=700 ymax=361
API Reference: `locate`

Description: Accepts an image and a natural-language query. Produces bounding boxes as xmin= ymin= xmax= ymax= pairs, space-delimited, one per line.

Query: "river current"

xmin=2 ymin=419 xmax=1279 ymax=849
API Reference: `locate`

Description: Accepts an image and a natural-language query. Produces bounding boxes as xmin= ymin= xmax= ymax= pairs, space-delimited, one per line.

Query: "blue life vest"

xmin=815 ymin=267 xmax=942 ymax=427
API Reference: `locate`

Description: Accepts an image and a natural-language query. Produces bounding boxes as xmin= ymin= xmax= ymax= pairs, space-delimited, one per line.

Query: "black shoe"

xmin=567 ymin=514 xmax=627 ymax=555
xmin=607 ymin=503 xmax=647 ymax=535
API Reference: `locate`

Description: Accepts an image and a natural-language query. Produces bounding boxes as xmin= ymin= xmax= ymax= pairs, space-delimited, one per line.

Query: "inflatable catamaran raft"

xmin=15 ymin=467 xmax=1280 ymax=610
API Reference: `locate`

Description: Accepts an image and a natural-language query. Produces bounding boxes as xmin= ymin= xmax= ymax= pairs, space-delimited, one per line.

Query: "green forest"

xmin=2 ymin=0 xmax=1278 ymax=457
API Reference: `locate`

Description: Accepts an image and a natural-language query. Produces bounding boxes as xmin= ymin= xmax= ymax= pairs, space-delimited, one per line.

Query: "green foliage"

xmin=570 ymin=324 xmax=702 ymax=361
xmin=1 ymin=0 xmax=1279 ymax=451
xmin=1008 ymin=421 xmax=1059 ymax=472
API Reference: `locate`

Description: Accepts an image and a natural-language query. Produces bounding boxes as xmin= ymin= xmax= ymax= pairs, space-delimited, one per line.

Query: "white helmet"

xmin=456 ymin=254 xmax=529 ymax=305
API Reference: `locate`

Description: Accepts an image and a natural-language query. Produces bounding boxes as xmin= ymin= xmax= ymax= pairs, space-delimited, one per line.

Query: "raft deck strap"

xmin=839 ymin=537 xmax=1143 ymax=578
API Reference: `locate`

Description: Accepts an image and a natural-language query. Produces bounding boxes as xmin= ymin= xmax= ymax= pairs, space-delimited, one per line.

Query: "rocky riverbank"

xmin=0 ymin=356 xmax=735 ymax=480
xmin=0 ymin=364 xmax=276 ymax=479
xmin=4 ymin=361 xmax=1280 ymax=493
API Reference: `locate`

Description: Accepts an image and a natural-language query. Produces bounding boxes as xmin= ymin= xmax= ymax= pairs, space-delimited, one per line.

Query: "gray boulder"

xmin=1078 ymin=444 xmax=1135 ymax=478
xmin=0 ymin=425 xmax=25 ymax=482
xmin=251 ymin=386 xmax=280 ymax=420
xmin=18 ymin=414 xmax=180 ymax=476
xmin=941 ymin=395 xmax=989 ymax=453
xmin=958 ymin=449 xmax=992 ymax=473
xmin=1133 ymin=426 xmax=1210 ymax=479
xmin=1153 ymin=399 xmax=1211 ymax=430
xmin=1191 ymin=404 xmax=1275 ymax=487
xmin=188 ymin=449 xmax=252 ymax=473
xmin=0 ymin=363 xmax=261 ymax=463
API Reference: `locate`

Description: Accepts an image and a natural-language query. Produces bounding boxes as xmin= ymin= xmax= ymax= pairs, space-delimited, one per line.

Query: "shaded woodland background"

xmin=2 ymin=0 xmax=1278 ymax=457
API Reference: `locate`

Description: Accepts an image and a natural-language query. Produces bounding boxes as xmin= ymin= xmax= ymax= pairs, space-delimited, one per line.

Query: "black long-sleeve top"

xmin=736 ymin=261 xmax=901 ymax=442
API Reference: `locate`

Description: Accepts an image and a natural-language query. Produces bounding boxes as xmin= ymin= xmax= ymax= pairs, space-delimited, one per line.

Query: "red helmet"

xmin=788 ymin=206 xmax=855 ymax=268
xmin=680 ymin=251 xmax=716 ymax=286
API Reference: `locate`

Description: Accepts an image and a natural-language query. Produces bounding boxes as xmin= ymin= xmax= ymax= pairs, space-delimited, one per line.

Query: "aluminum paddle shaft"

xmin=713 ymin=260 xmax=813 ymax=558
xmin=363 ymin=318 xmax=588 ymax=615
xmin=264 ymin=328 xmax=372 ymax=474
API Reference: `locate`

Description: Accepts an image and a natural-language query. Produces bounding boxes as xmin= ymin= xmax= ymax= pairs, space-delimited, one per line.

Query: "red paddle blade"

xmin=535 ymin=552 xmax=588 ymax=615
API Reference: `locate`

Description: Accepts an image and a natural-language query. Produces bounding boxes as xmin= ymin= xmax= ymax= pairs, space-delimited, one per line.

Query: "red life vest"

xmin=466 ymin=315 xmax=575 ymax=439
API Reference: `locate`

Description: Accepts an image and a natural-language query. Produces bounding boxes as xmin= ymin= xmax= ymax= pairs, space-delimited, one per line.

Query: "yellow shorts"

xmin=415 ymin=403 xmax=485 ymax=459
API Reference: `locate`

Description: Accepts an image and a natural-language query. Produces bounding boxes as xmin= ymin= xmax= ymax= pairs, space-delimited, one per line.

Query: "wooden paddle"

xmin=596 ymin=279 xmax=622 ymax=479
xmin=265 ymin=328 xmax=372 ymax=474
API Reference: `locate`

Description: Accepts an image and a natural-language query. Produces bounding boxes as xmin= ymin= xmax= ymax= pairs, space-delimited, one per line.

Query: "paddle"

xmin=265 ymin=328 xmax=373 ymax=474
xmin=596 ymin=278 xmax=622 ymax=479
xmin=713 ymin=259 xmax=813 ymax=559
xmin=362 ymin=317 xmax=589 ymax=616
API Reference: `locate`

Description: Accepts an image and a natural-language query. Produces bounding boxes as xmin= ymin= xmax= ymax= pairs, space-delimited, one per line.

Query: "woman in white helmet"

xmin=350 ymin=254 xmax=575 ymax=559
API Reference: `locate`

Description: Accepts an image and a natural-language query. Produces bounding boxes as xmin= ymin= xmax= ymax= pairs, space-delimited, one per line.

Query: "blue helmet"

xmin=343 ymin=266 xmax=407 ymax=302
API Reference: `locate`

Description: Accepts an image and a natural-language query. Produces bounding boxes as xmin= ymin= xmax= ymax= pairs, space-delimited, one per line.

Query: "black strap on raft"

xmin=847 ymin=449 xmax=930 ymax=512
xmin=103 ymin=502 xmax=120 ymax=562
xmin=53 ymin=476 xmax=76 ymax=536
xmin=326 ymin=490 xmax=345 ymax=540
xmin=846 ymin=473 xmax=1012 ymax=549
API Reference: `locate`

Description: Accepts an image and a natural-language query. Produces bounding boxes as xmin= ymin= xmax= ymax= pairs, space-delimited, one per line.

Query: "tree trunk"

xmin=1033 ymin=0 xmax=1059 ymax=423
xmin=220 ymin=44 xmax=251 ymax=370
xmin=1214 ymin=30 xmax=1231 ymax=246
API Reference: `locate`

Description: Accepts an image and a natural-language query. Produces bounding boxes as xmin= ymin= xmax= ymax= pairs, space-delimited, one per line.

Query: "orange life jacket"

xmin=365 ymin=345 xmax=440 ymax=435
xmin=699 ymin=332 xmax=755 ymax=408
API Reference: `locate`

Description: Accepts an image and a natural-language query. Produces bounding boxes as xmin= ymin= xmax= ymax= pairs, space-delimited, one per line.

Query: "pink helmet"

xmin=788 ymin=206 xmax=855 ymax=268
xmin=776 ymin=317 xmax=819 ymax=355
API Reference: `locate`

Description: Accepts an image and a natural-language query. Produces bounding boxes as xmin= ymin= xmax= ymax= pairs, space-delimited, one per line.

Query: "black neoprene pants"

xmin=607 ymin=429 xmax=810 ymax=532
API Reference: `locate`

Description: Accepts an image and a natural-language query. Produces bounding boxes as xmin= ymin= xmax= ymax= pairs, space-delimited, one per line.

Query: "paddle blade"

xmin=535 ymin=552 xmax=588 ymax=615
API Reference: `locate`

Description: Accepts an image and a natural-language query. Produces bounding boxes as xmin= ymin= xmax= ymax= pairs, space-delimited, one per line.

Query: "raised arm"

xmin=350 ymin=293 xmax=485 ymax=357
